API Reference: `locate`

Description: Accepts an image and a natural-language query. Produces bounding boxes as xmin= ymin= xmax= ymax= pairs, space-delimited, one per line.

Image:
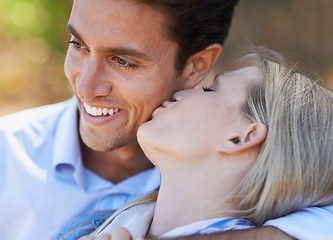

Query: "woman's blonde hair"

xmin=237 ymin=51 xmax=333 ymax=226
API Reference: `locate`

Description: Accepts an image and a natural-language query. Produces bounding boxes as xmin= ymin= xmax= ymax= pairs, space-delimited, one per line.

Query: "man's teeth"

xmin=83 ymin=103 xmax=119 ymax=116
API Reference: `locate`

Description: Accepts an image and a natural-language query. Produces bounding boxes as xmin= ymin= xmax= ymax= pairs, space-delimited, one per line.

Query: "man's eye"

xmin=111 ymin=56 xmax=137 ymax=69
xmin=68 ymin=40 xmax=85 ymax=50
xmin=202 ymin=86 xmax=214 ymax=92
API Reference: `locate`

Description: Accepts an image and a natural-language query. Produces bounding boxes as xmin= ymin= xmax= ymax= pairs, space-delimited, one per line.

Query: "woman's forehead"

xmin=215 ymin=66 xmax=260 ymax=88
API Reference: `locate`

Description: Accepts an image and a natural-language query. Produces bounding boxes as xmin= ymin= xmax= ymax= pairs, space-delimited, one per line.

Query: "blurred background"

xmin=0 ymin=0 xmax=332 ymax=116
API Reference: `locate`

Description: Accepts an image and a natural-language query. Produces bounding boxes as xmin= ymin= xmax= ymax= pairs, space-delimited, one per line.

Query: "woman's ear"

xmin=181 ymin=43 xmax=222 ymax=89
xmin=216 ymin=123 xmax=267 ymax=154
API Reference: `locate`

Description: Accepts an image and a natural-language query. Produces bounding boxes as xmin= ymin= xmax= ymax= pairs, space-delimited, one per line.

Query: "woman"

xmin=80 ymin=52 xmax=333 ymax=239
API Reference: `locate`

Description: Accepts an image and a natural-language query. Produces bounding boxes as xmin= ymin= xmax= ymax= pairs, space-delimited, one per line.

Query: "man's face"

xmin=65 ymin=0 xmax=184 ymax=151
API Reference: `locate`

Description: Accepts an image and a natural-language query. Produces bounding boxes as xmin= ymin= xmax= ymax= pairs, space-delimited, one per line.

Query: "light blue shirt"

xmin=0 ymin=98 xmax=161 ymax=240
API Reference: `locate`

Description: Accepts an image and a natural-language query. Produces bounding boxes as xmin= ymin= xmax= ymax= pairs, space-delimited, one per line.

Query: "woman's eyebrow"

xmin=214 ymin=72 xmax=226 ymax=83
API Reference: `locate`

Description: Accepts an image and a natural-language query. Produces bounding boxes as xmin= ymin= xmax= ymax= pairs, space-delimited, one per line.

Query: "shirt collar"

xmin=52 ymin=97 xmax=82 ymax=181
xmin=107 ymin=167 xmax=161 ymax=195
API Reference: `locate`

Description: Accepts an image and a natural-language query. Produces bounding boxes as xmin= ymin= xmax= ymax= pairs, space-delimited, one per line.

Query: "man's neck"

xmin=81 ymin=141 xmax=153 ymax=184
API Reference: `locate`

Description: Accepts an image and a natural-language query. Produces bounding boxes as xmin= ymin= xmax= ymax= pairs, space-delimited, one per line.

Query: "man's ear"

xmin=216 ymin=123 xmax=267 ymax=154
xmin=181 ymin=43 xmax=222 ymax=89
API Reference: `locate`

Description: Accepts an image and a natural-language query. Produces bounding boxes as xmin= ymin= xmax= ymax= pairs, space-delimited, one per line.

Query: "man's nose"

xmin=76 ymin=58 xmax=112 ymax=100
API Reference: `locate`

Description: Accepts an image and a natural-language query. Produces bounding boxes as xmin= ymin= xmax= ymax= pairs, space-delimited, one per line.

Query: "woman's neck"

xmin=147 ymin=164 xmax=240 ymax=237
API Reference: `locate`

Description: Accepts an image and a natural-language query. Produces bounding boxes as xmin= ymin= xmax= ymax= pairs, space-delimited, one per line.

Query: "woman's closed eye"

xmin=202 ymin=86 xmax=214 ymax=92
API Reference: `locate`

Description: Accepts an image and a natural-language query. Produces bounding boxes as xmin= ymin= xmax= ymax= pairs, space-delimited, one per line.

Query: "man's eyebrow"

xmin=108 ymin=48 xmax=154 ymax=61
xmin=66 ymin=23 xmax=153 ymax=61
xmin=67 ymin=24 xmax=83 ymax=41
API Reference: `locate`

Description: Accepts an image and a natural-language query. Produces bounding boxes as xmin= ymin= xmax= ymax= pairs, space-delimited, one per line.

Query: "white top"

xmin=0 ymin=98 xmax=161 ymax=240
xmin=100 ymin=202 xmax=333 ymax=240
xmin=99 ymin=202 xmax=255 ymax=238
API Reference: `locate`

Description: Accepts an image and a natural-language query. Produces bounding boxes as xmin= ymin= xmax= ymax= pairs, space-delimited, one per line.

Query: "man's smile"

xmin=83 ymin=102 xmax=120 ymax=117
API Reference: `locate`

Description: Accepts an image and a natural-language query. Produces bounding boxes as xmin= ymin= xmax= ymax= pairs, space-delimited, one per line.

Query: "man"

xmin=0 ymin=0 xmax=332 ymax=240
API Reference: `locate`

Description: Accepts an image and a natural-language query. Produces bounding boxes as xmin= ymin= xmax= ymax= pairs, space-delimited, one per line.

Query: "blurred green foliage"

xmin=0 ymin=0 xmax=72 ymax=115
xmin=0 ymin=0 xmax=332 ymax=116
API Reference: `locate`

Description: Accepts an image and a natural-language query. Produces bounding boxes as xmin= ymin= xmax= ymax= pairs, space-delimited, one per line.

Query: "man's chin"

xmin=80 ymin=131 xmax=136 ymax=153
xmin=80 ymin=138 xmax=110 ymax=152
